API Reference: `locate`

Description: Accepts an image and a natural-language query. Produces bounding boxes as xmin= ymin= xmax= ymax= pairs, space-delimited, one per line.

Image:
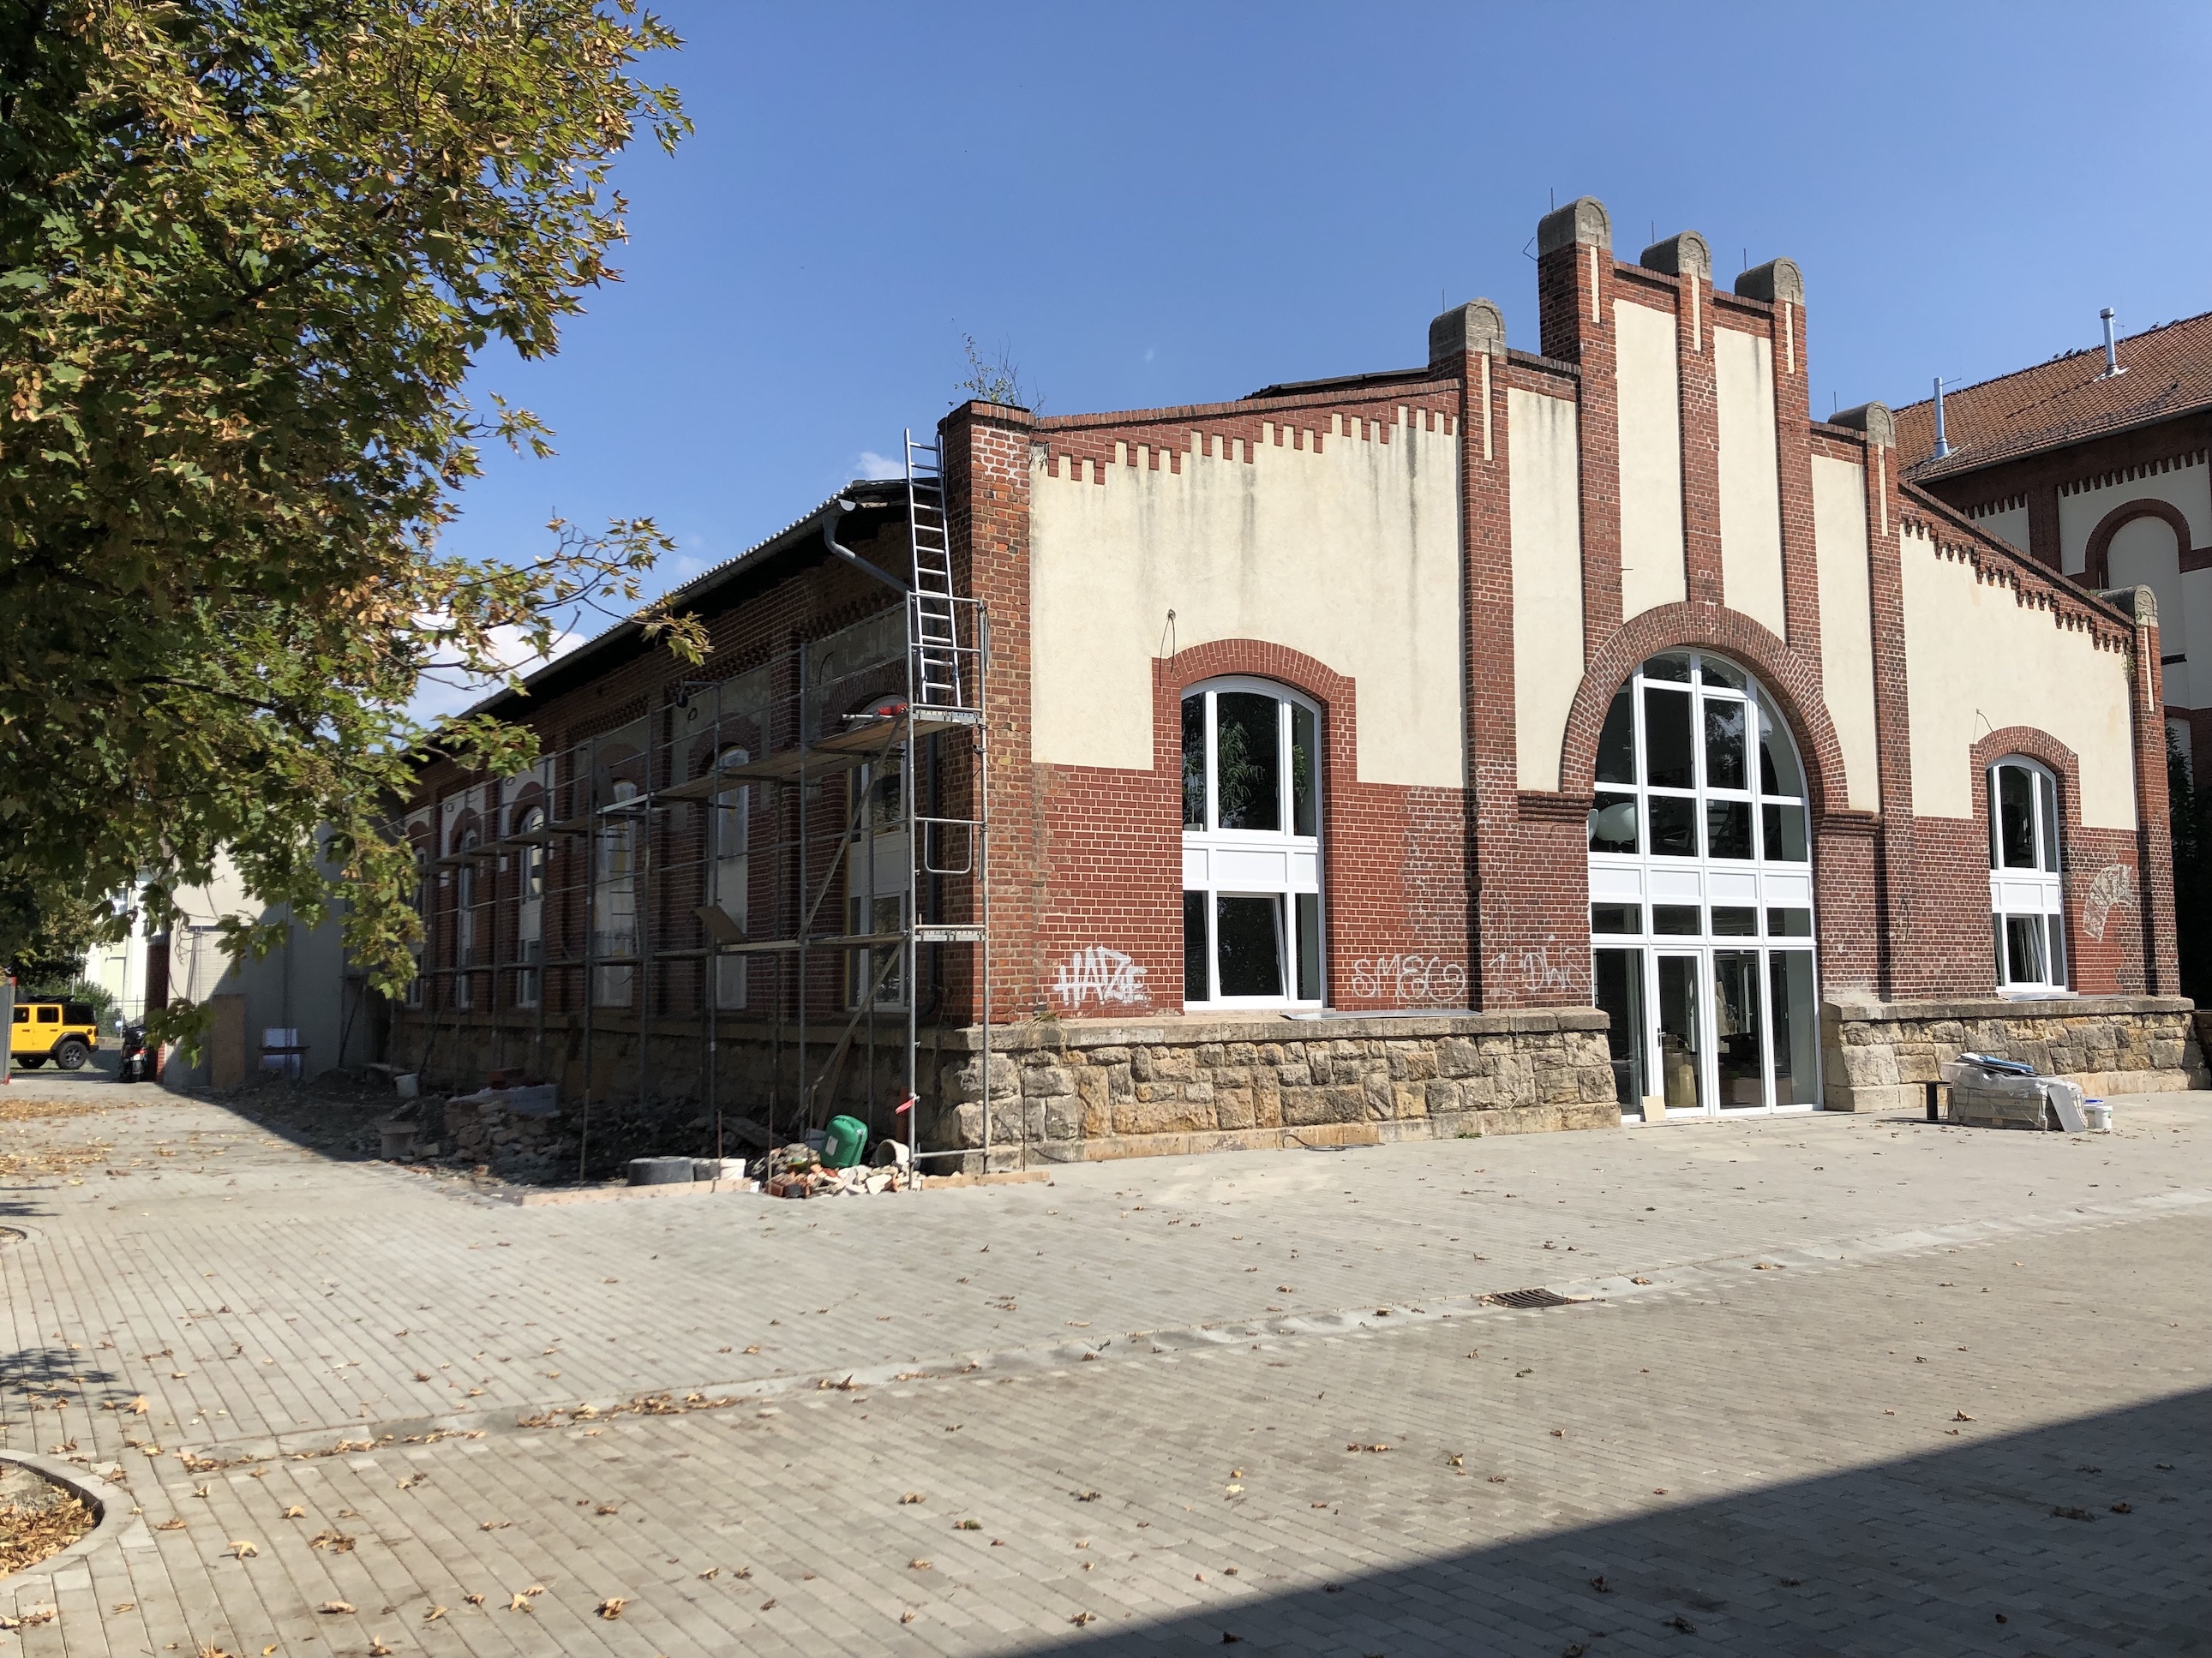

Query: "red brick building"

xmin=399 ymin=199 xmax=2203 ymax=1171
xmin=1895 ymin=308 xmax=2212 ymax=774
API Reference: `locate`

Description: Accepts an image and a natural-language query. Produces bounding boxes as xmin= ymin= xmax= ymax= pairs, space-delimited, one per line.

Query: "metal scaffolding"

xmin=404 ymin=434 xmax=996 ymax=1180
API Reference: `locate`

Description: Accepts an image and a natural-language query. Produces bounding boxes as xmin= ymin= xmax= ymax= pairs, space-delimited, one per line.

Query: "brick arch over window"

xmin=2083 ymin=498 xmax=2191 ymax=590
xmin=1556 ymin=605 xmax=1849 ymax=824
xmin=1969 ymin=726 xmax=2084 ymax=845
xmin=1152 ymin=637 xmax=1358 ymax=769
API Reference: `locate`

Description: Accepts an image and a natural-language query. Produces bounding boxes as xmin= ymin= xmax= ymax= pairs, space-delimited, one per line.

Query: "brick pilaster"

xmin=942 ymin=399 xmax=1038 ymax=1026
xmin=1433 ymin=301 xmax=1518 ymax=1009
xmin=1740 ymin=260 xmax=1820 ymax=654
xmin=2113 ymin=588 xmax=2181 ymax=992
xmin=1537 ymin=197 xmax=1622 ymax=649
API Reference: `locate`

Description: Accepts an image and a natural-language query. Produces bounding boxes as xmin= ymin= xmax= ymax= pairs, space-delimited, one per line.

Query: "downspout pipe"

xmin=823 ymin=499 xmax=911 ymax=595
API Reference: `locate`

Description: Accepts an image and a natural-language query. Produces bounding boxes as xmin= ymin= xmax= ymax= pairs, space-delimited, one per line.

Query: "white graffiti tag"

xmin=1349 ymin=955 xmax=1470 ymax=1006
xmin=1053 ymin=946 xmax=1149 ymax=1010
xmin=2080 ymin=863 xmax=2136 ymax=941
xmin=1485 ymin=943 xmax=1583 ymax=997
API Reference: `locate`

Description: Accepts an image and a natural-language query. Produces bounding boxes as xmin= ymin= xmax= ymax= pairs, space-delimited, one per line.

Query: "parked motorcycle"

xmin=117 ymin=1023 xmax=153 ymax=1083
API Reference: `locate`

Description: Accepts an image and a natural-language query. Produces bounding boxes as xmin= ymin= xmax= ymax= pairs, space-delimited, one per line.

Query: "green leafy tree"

xmin=0 ymin=0 xmax=699 ymax=1026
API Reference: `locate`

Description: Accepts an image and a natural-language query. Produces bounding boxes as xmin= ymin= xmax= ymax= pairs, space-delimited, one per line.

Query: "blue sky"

xmin=438 ymin=1 xmax=2212 ymax=652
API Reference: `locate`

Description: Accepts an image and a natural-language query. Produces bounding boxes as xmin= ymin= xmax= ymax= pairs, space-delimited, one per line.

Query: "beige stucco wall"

xmin=1899 ymin=524 xmax=2137 ymax=829
xmin=2057 ymin=454 xmax=2210 ymax=574
xmin=1614 ymin=298 xmax=1686 ymax=620
xmin=1508 ymin=388 xmax=1585 ymax=790
xmin=1028 ymin=410 xmax=1463 ymax=787
xmin=1715 ymin=326 xmax=1787 ymax=637
xmin=1810 ymin=455 xmax=1880 ymax=811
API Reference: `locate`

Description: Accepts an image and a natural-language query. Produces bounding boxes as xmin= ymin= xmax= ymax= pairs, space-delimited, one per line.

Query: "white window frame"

xmin=592 ymin=780 xmax=641 ymax=1008
xmin=848 ymin=755 xmax=908 ymax=1010
xmin=1180 ymin=676 xmax=1325 ymax=1011
xmin=1585 ymin=650 xmax=1820 ymax=1121
xmin=1987 ymin=757 xmax=2068 ymax=995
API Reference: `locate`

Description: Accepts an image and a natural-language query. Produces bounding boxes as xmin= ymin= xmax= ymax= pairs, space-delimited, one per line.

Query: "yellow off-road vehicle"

xmin=10 ymin=1000 xmax=99 ymax=1071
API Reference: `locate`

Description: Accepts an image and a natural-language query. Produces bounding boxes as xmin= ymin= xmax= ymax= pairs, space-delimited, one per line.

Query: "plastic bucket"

xmin=822 ymin=1115 xmax=869 ymax=1169
xmin=2082 ymin=1101 xmax=2113 ymax=1133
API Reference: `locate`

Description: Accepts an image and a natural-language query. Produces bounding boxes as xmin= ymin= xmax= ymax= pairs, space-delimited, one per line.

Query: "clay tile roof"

xmin=1895 ymin=309 xmax=2212 ymax=481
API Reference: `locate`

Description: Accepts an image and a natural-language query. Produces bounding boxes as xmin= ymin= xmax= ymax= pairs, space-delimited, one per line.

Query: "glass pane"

xmin=1699 ymin=655 xmax=1746 ymax=691
xmin=1703 ymin=697 xmax=1747 ymax=790
xmin=1644 ymin=687 xmax=1694 ymax=787
xmin=1653 ymin=905 xmax=1700 ymax=936
xmin=1713 ymin=949 xmax=1765 ymax=1108
xmin=1711 ymin=907 xmax=1758 ymax=936
xmin=1593 ymin=949 xmax=1647 ymax=1110
xmin=1214 ymin=693 xmax=1282 ymax=831
xmin=2038 ymin=771 xmax=2059 ymax=874
xmin=1644 ymin=652 xmax=1693 ymax=684
xmin=1707 ymin=799 xmax=1753 ymax=860
xmin=1590 ymin=903 xmax=1641 ymax=935
xmin=1648 ymin=796 xmax=1698 ymax=857
xmin=1766 ymin=907 xmax=1813 ymax=937
xmin=1761 ymin=801 xmax=1808 ymax=862
xmin=1998 ymin=766 xmax=2036 ymax=869
xmin=2005 ymin=913 xmax=2047 ymax=984
xmin=1292 ymin=703 xmax=1319 ymax=838
xmin=1595 ymin=688 xmax=1636 ymax=785
xmin=1184 ymin=890 xmax=1210 ymax=1003
xmin=1758 ymin=703 xmax=1805 ymax=798
xmin=1182 ymin=696 xmax=1207 ymax=829
xmin=1216 ymin=895 xmax=1285 ymax=997
xmin=1656 ymin=956 xmax=1703 ymax=1113
xmin=1770 ymin=950 xmax=1819 ymax=1105
xmin=1296 ymin=892 xmax=1322 ymax=1002
xmin=1588 ymin=793 xmax=1639 ymax=854
xmin=2046 ymin=909 xmax=2066 ymax=987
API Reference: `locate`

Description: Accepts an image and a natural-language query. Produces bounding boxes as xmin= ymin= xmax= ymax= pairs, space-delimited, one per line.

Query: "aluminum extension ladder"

xmin=903 ymin=431 xmax=964 ymax=709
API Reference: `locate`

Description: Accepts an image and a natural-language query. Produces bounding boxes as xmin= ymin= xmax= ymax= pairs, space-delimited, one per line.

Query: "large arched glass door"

xmin=1586 ymin=651 xmax=1820 ymax=1120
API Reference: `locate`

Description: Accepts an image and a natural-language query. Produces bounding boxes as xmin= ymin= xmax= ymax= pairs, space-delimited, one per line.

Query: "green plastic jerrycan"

xmin=823 ymin=1115 xmax=869 ymax=1169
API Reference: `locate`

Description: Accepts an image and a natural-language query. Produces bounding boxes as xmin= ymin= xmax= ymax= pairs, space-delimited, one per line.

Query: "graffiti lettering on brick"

xmin=1052 ymin=946 xmax=1149 ymax=1010
xmin=2080 ymin=864 xmax=2135 ymax=940
xmin=1349 ymin=955 xmax=1468 ymax=1005
xmin=1484 ymin=943 xmax=1582 ymax=997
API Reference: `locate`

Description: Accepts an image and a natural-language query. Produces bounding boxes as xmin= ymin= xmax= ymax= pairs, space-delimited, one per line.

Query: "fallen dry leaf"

xmin=596 ymin=1598 xmax=626 ymax=1620
xmin=317 ymin=1601 xmax=357 ymax=1614
xmin=900 ymin=1492 xmax=925 ymax=1505
xmin=369 ymin=1641 xmax=392 ymax=1655
xmin=699 ymin=1565 xmax=721 ymax=1579
xmin=479 ymin=1519 xmax=509 ymax=1530
xmin=424 ymin=1605 xmax=447 ymax=1621
xmin=908 ymin=1558 xmax=932 ymax=1571
xmin=759 ymin=1598 xmax=777 ymax=1611
xmin=129 ymin=1395 xmax=149 ymax=1414
xmin=157 ymin=1517 xmax=188 ymax=1531
xmin=507 ymin=1594 xmax=532 ymax=1613
xmin=281 ymin=1505 xmax=305 ymax=1519
xmin=226 ymin=1539 xmax=259 ymax=1559
xmin=1070 ymin=1611 xmax=1096 ymax=1625
xmin=463 ymin=1593 xmax=485 ymax=1607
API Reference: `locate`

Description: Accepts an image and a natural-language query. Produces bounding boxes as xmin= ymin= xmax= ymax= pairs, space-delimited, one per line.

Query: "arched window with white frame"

xmin=1988 ymin=756 xmax=2067 ymax=993
xmin=1180 ymin=677 xmax=1323 ymax=1009
xmin=592 ymin=779 xmax=641 ymax=1007
xmin=1585 ymin=650 xmax=1819 ymax=1121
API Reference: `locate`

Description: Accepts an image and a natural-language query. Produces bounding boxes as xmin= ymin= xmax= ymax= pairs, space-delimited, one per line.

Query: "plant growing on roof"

xmin=0 ymin=0 xmax=705 ymax=1021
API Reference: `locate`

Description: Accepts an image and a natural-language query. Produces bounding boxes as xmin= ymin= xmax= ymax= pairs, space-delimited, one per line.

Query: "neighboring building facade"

xmin=399 ymin=198 xmax=2202 ymax=1167
xmin=1895 ymin=310 xmax=2212 ymax=772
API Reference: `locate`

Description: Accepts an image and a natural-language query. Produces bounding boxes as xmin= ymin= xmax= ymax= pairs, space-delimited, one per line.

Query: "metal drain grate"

xmin=1482 ymin=1288 xmax=1576 ymax=1310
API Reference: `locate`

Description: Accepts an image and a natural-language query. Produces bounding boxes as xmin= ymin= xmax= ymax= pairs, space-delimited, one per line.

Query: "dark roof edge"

xmin=447 ymin=478 xmax=907 ymax=729
xmin=1902 ymin=395 xmax=2212 ymax=481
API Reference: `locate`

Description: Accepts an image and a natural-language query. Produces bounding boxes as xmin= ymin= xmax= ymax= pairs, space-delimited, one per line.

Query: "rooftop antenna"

xmin=1932 ymin=375 xmax=1951 ymax=459
xmin=2099 ymin=307 xmax=2125 ymax=377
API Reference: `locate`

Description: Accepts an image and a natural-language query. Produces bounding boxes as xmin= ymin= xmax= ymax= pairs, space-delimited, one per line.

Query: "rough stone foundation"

xmin=1821 ymin=995 xmax=2209 ymax=1113
xmin=920 ymin=1010 xmax=1620 ymax=1171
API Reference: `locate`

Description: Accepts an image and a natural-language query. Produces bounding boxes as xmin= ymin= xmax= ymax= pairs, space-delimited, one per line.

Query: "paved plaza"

xmin=0 ymin=1074 xmax=2206 ymax=1656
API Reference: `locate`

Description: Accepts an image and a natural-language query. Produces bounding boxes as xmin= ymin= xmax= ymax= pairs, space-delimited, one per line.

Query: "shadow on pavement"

xmin=1010 ymin=1390 xmax=2208 ymax=1656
